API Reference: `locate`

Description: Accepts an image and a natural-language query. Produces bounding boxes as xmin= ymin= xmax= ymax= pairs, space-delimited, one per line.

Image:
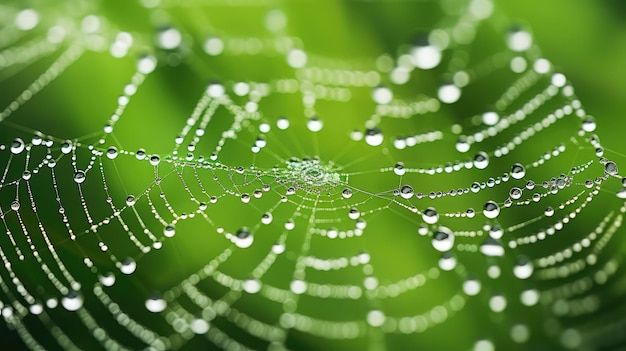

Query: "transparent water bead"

xmin=605 ymin=161 xmax=618 ymax=176
xmin=399 ymin=185 xmax=414 ymax=199
xmin=365 ymin=128 xmax=384 ymax=146
xmin=513 ymin=257 xmax=534 ymax=279
xmin=10 ymin=138 xmax=25 ymax=154
xmin=473 ymin=151 xmax=490 ymax=169
xmin=372 ymin=86 xmax=393 ymax=104
xmin=394 ymin=162 xmax=406 ymax=176
xmin=145 ymin=294 xmax=167 ymax=313
xmin=120 ymin=257 xmax=137 ymax=274
xmin=73 ymin=170 xmax=86 ymax=184
xmin=432 ymin=226 xmax=455 ymax=252
xmin=507 ymin=25 xmax=532 ymax=52
xmin=480 ymin=238 xmax=504 ymax=257
xmin=411 ymin=34 xmax=442 ymax=70
xmin=234 ymin=227 xmax=254 ymax=248
xmin=438 ymin=83 xmax=461 ymax=104
xmin=483 ymin=201 xmax=500 ymax=219
xmin=510 ymin=163 xmax=526 ymax=179
xmin=61 ymin=291 xmax=83 ymax=311
xmin=422 ymin=207 xmax=439 ymax=224
xmin=307 ymin=117 xmax=323 ymax=132
xmin=125 ymin=195 xmax=136 ymax=206
xmin=164 ymin=224 xmax=176 ymax=237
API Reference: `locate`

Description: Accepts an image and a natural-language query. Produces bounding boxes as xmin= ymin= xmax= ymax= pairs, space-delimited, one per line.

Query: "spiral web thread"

xmin=0 ymin=0 xmax=625 ymax=350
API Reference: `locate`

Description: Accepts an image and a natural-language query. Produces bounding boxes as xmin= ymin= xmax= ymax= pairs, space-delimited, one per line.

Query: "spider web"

xmin=0 ymin=0 xmax=625 ymax=350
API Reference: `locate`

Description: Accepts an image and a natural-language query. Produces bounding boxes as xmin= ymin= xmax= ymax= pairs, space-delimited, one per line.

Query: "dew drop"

xmin=163 ymin=224 xmax=176 ymax=237
xmin=422 ymin=207 xmax=439 ymax=224
xmin=150 ymin=155 xmax=161 ymax=166
xmin=277 ymin=117 xmax=290 ymax=130
xmin=483 ymin=201 xmax=500 ymax=219
xmin=438 ymin=83 xmax=461 ymax=104
xmin=507 ymin=26 xmax=532 ymax=52
xmin=456 ymin=137 xmax=470 ymax=153
xmin=61 ymin=141 xmax=73 ymax=154
xmin=400 ymin=185 xmax=414 ymax=199
xmin=432 ymin=226 xmax=454 ymax=252
xmin=106 ymin=146 xmax=119 ymax=159
xmin=137 ymin=54 xmax=157 ymax=74
xmin=120 ymin=257 xmax=137 ymax=275
xmin=61 ymin=291 xmax=83 ymax=311
xmin=509 ymin=187 xmax=523 ymax=200
xmin=243 ymin=279 xmax=262 ymax=294
xmin=365 ymin=128 xmax=384 ymax=146
xmin=394 ymin=162 xmax=406 ymax=175
xmin=605 ymin=161 xmax=618 ymax=176
xmin=10 ymin=138 xmax=25 ymax=154
xmin=145 ymin=293 xmax=167 ymax=313
xmin=125 ymin=195 xmax=136 ymax=206
xmin=480 ymin=238 xmax=504 ymax=257
xmin=73 ymin=170 xmax=86 ymax=184
xmin=10 ymin=201 xmax=20 ymax=211
xmin=489 ymin=225 xmax=503 ymax=239
xmin=99 ymin=272 xmax=116 ymax=287
xmin=307 ymin=117 xmax=323 ymax=132
xmin=234 ymin=227 xmax=254 ymax=248
xmin=372 ymin=86 xmax=393 ymax=104
xmin=473 ymin=151 xmax=490 ymax=169
xmin=581 ymin=116 xmax=596 ymax=132
xmin=544 ymin=206 xmax=555 ymax=217
xmin=261 ymin=212 xmax=273 ymax=225
xmin=22 ymin=171 xmax=31 ymax=181
xmin=439 ymin=252 xmax=457 ymax=271
xmin=511 ymin=163 xmax=526 ymax=179
xmin=463 ymin=278 xmax=481 ymax=296
xmin=341 ymin=188 xmax=353 ymax=199
xmin=513 ymin=257 xmax=533 ymax=279
xmin=482 ymin=111 xmax=499 ymax=126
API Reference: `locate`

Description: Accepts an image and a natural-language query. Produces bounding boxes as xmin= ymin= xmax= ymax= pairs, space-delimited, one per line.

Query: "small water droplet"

xmin=342 ymin=188 xmax=353 ymax=199
xmin=605 ymin=161 xmax=618 ymax=176
xmin=480 ymin=238 xmax=504 ymax=257
xmin=10 ymin=201 xmax=20 ymax=211
xmin=393 ymin=162 xmax=405 ymax=175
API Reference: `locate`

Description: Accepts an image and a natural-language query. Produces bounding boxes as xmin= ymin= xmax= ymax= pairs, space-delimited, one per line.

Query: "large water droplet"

xmin=483 ymin=201 xmax=500 ymax=219
xmin=10 ymin=138 xmax=25 ymax=154
xmin=507 ymin=26 xmax=532 ymax=52
xmin=365 ymin=128 xmax=384 ymax=146
xmin=511 ymin=163 xmax=526 ymax=179
xmin=432 ymin=226 xmax=455 ymax=252
xmin=145 ymin=293 xmax=167 ymax=313
xmin=473 ymin=151 xmax=490 ymax=169
xmin=234 ymin=227 xmax=254 ymax=248
xmin=73 ymin=170 xmax=86 ymax=184
xmin=307 ymin=117 xmax=323 ymax=132
xmin=480 ymin=238 xmax=504 ymax=257
xmin=513 ymin=257 xmax=533 ymax=279
xmin=120 ymin=257 xmax=137 ymax=274
xmin=399 ymin=185 xmax=414 ymax=199
xmin=61 ymin=290 xmax=83 ymax=311
xmin=422 ymin=207 xmax=439 ymax=224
